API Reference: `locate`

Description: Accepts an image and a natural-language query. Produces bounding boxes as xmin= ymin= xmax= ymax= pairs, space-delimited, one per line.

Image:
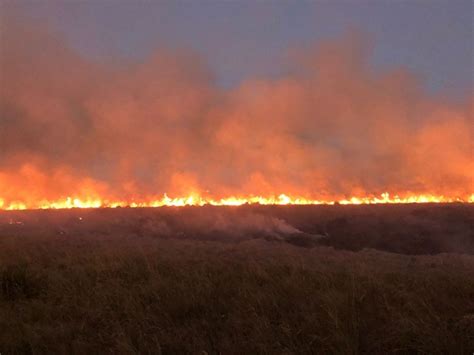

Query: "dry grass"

xmin=0 ymin=205 xmax=473 ymax=354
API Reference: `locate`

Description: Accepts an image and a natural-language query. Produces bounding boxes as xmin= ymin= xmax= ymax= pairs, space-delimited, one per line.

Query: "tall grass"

xmin=1 ymin=232 xmax=473 ymax=354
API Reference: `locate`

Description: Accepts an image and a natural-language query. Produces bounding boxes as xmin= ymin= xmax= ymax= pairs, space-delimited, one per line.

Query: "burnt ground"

xmin=0 ymin=204 xmax=473 ymax=354
xmin=1 ymin=203 xmax=473 ymax=255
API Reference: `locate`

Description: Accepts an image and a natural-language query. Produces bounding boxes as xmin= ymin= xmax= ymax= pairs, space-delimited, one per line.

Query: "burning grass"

xmin=2 ymin=192 xmax=473 ymax=210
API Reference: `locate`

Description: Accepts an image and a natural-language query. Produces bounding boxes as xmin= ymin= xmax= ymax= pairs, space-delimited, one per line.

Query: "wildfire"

xmin=0 ymin=193 xmax=472 ymax=210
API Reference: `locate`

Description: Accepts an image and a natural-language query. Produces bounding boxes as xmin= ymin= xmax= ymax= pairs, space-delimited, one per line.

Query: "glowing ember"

xmin=0 ymin=193 xmax=472 ymax=210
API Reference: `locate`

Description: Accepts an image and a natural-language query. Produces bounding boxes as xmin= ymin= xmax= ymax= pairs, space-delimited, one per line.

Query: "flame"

xmin=1 ymin=193 xmax=472 ymax=210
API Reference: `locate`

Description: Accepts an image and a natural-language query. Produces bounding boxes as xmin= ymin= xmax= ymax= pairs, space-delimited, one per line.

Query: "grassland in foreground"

xmin=0 ymin=205 xmax=473 ymax=354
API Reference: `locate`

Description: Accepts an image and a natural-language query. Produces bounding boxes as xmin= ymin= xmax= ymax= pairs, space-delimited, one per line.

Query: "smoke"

xmin=0 ymin=15 xmax=472 ymax=205
xmin=137 ymin=211 xmax=302 ymax=240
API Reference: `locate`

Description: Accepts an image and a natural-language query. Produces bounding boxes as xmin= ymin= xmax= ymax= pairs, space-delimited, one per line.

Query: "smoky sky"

xmin=0 ymin=10 xmax=472 ymax=204
xmin=6 ymin=0 xmax=473 ymax=96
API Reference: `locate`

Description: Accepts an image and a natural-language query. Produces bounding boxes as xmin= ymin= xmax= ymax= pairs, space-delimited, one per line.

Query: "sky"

xmin=0 ymin=0 xmax=473 ymax=206
xmin=3 ymin=0 xmax=473 ymax=97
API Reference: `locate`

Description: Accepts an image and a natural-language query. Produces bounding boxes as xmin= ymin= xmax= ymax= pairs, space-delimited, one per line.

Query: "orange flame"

xmin=1 ymin=193 xmax=472 ymax=210
xmin=1 ymin=23 xmax=473 ymax=212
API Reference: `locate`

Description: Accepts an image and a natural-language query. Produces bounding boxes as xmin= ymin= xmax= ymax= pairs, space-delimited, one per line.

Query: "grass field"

xmin=1 ymin=204 xmax=473 ymax=354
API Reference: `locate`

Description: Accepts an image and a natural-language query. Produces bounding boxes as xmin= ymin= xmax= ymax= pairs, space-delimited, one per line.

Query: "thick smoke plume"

xmin=0 ymin=17 xmax=472 ymax=205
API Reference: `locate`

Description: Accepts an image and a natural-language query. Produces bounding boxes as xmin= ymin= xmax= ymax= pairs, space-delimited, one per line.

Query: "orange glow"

xmin=2 ymin=24 xmax=473 ymax=212
xmin=1 ymin=193 xmax=472 ymax=210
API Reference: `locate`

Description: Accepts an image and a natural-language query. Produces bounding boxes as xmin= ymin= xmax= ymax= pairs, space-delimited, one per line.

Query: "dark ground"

xmin=0 ymin=204 xmax=473 ymax=354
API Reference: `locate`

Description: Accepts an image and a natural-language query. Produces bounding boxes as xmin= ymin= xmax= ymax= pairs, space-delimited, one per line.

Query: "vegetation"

xmin=0 ymin=205 xmax=473 ymax=354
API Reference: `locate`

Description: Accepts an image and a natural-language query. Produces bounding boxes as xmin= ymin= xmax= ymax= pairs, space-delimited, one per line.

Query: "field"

xmin=1 ymin=204 xmax=473 ymax=354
